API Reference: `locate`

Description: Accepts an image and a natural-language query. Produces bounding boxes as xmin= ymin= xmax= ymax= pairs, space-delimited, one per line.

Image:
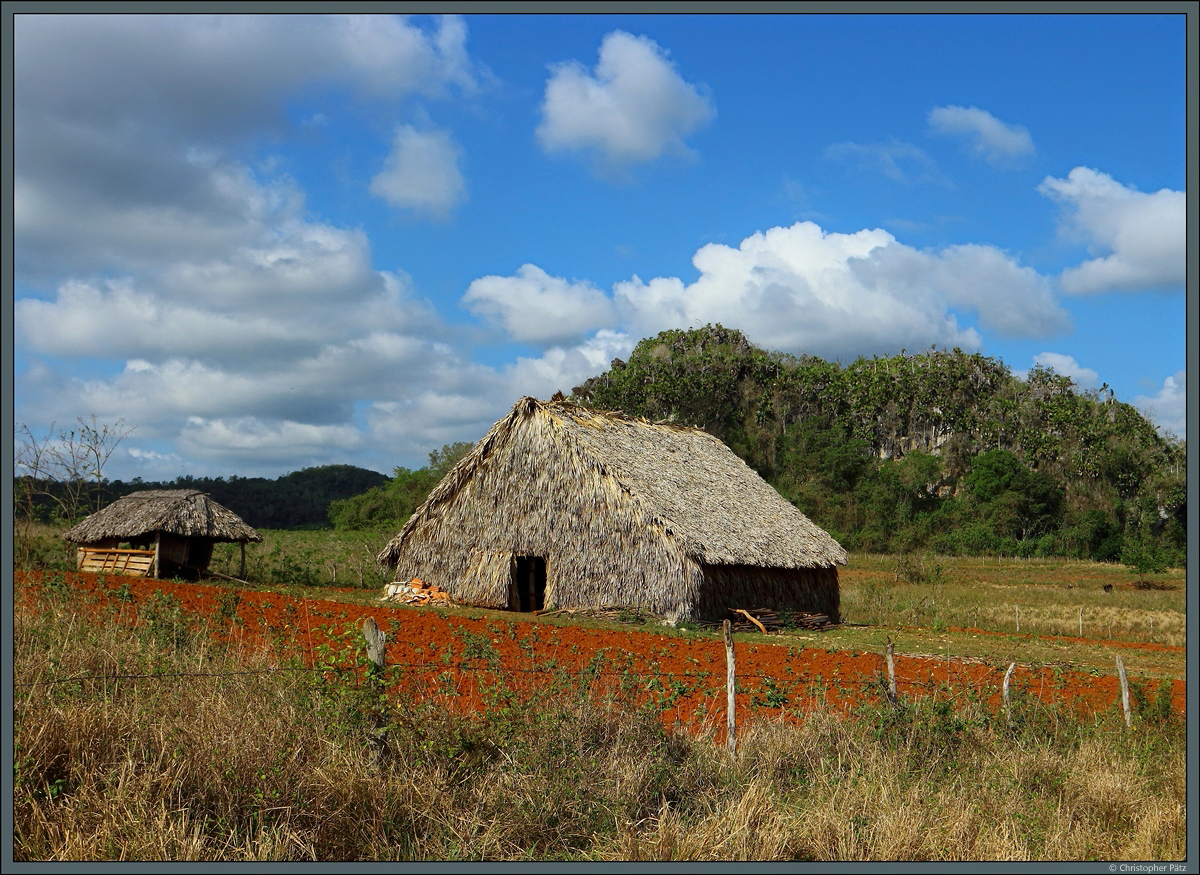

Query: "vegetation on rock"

xmin=571 ymin=326 xmax=1186 ymax=566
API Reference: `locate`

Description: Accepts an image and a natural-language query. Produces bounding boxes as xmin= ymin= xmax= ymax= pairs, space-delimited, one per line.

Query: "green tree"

xmin=329 ymin=443 xmax=473 ymax=531
xmin=1121 ymin=536 xmax=1169 ymax=584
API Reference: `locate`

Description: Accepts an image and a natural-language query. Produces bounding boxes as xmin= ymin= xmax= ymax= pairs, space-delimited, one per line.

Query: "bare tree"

xmin=14 ymin=416 xmax=135 ymax=566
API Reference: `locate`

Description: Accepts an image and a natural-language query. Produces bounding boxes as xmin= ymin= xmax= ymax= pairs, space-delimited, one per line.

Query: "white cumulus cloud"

xmin=612 ymin=221 xmax=1067 ymax=361
xmin=1038 ymin=167 xmax=1186 ymax=294
xmin=370 ymin=125 xmax=466 ymax=219
xmin=928 ymin=105 xmax=1034 ymax=164
xmin=462 ymin=264 xmax=616 ymax=347
xmin=1029 ymin=352 xmax=1100 ymax=390
xmin=536 ymin=30 xmax=714 ymax=169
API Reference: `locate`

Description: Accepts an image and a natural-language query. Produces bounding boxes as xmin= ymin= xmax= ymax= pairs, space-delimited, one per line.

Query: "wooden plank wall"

xmin=76 ymin=548 xmax=156 ymax=577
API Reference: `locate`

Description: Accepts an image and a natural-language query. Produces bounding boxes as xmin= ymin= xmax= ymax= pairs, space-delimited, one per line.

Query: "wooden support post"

xmin=1078 ymin=606 xmax=1083 ymax=637
xmin=1116 ymin=655 xmax=1132 ymax=729
xmin=723 ymin=620 xmax=736 ymax=756
xmin=1015 ymin=604 xmax=1020 ymax=632
xmin=153 ymin=534 xmax=161 ymax=580
xmin=239 ymin=542 xmax=246 ymax=580
xmin=885 ymin=638 xmax=897 ymax=705
xmin=1003 ymin=662 xmax=1016 ymax=726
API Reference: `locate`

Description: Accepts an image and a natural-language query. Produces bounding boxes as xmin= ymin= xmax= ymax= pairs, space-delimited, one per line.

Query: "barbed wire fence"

xmin=15 ymin=615 xmax=1157 ymax=753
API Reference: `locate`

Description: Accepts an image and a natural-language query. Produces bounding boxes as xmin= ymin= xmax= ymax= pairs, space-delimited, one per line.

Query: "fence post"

xmin=1116 ymin=655 xmax=1132 ymax=729
xmin=1003 ymin=662 xmax=1016 ymax=726
xmin=1015 ymin=604 xmax=1020 ymax=632
xmin=885 ymin=638 xmax=897 ymax=705
xmin=1078 ymin=606 xmax=1083 ymax=637
xmin=363 ymin=617 xmax=389 ymax=765
xmin=723 ymin=620 xmax=736 ymax=756
xmin=364 ymin=617 xmax=386 ymax=671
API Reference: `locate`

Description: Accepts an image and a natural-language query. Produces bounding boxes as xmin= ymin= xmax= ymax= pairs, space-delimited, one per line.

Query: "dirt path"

xmin=18 ymin=572 xmax=1184 ymax=733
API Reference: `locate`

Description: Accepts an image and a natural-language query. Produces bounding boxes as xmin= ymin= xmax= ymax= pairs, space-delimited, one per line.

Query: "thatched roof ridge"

xmin=379 ymin=396 xmax=846 ymax=569
xmin=64 ymin=490 xmax=262 ymax=544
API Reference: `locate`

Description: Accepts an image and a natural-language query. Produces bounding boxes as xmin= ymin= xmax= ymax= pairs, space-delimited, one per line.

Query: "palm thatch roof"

xmin=379 ymin=397 xmax=846 ymax=573
xmin=64 ymin=490 xmax=262 ymax=544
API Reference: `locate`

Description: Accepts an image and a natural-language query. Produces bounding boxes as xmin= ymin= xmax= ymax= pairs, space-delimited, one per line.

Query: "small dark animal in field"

xmin=1103 ymin=583 xmax=1113 ymax=593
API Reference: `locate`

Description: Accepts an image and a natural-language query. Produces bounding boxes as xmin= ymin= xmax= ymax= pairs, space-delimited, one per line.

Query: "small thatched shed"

xmin=64 ymin=489 xmax=262 ymax=579
xmin=378 ymin=397 xmax=847 ymax=623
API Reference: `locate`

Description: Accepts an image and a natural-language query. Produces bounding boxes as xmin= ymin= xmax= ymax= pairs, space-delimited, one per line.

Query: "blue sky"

xmin=11 ymin=12 xmax=1189 ymax=480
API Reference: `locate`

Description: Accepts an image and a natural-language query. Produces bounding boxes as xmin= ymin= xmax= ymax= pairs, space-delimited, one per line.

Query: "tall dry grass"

xmin=13 ymin=577 xmax=1186 ymax=862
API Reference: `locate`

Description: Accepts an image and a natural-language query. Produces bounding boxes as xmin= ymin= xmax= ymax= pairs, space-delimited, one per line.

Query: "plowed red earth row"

xmin=18 ymin=572 xmax=1184 ymax=734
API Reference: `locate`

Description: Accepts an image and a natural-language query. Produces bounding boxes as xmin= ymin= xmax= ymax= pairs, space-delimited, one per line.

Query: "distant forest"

xmin=20 ymin=464 xmax=388 ymax=530
xmin=16 ymin=325 xmax=1187 ymax=568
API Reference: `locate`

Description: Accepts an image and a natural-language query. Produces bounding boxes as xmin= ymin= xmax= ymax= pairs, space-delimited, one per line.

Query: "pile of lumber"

xmin=729 ymin=608 xmax=782 ymax=633
xmin=721 ymin=608 xmax=836 ymax=633
xmin=380 ymin=578 xmax=453 ymax=606
xmin=540 ymin=607 xmax=646 ymax=624
xmin=791 ymin=612 xmax=835 ymax=631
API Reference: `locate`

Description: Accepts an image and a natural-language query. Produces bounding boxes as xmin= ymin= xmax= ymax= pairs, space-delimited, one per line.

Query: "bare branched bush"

xmin=14 ymin=416 xmax=134 ymax=568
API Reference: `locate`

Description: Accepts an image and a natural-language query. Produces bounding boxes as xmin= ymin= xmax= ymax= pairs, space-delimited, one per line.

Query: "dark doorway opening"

xmin=513 ymin=556 xmax=547 ymax=612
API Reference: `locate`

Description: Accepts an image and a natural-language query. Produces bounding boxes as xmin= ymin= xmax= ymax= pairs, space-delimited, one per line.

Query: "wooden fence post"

xmin=363 ymin=617 xmax=386 ymax=672
xmin=1078 ymin=606 xmax=1082 ymax=637
xmin=723 ymin=620 xmax=736 ymax=756
xmin=363 ymin=617 xmax=389 ymax=765
xmin=1003 ymin=662 xmax=1016 ymax=726
xmin=1015 ymin=604 xmax=1020 ymax=632
xmin=885 ymin=639 xmax=897 ymax=705
xmin=1116 ymin=655 xmax=1132 ymax=729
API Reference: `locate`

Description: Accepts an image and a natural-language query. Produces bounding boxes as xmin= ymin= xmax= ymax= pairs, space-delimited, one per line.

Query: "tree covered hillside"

xmin=571 ymin=325 xmax=1186 ymax=565
xmin=18 ymin=464 xmax=389 ymax=531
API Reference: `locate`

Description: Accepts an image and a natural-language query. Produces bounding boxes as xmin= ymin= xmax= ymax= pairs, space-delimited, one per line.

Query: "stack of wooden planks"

xmin=723 ymin=608 xmax=836 ymax=633
xmin=791 ymin=612 xmax=835 ymax=631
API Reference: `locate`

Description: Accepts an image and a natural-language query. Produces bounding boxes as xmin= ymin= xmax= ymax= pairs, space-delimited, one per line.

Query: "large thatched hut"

xmin=378 ymin=397 xmax=847 ymax=623
xmin=64 ymin=489 xmax=262 ymax=579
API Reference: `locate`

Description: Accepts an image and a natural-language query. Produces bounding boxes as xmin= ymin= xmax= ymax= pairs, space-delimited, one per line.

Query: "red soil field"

xmin=16 ymin=572 xmax=1185 ymax=735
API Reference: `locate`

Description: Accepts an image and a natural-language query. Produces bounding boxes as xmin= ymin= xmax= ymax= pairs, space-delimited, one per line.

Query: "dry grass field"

xmin=11 ymin=549 xmax=1189 ymax=862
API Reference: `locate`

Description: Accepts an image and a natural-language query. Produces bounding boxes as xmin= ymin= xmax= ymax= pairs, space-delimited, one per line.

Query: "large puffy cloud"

xmin=612 ymin=222 xmax=1067 ymax=361
xmin=1038 ymin=167 xmax=1186 ymax=294
xmin=927 ymin=105 xmax=1034 ymax=164
xmin=13 ymin=14 xmax=477 ymax=280
xmin=462 ymin=265 xmax=616 ymax=346
xmin=13 ymin=13 xmax=493 ymax=478
xmin=370 ymin=125 xmax=466 ymax=219
xmin=536 ymin=31 xmax=714 ymax=168
xmin=16 ymin=221 xmax=429 ymax=371
xmin=13 ymin=159 xmax=467 ymax=478
xmin=459 ymin=221 xmax=1069 ymax=378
